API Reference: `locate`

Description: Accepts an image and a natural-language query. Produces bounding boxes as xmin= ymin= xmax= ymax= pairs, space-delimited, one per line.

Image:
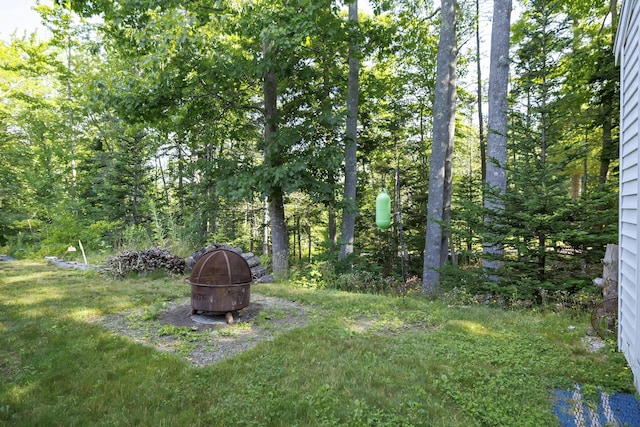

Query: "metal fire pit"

xmin=189 ymin=249 xmax=252 ymax=321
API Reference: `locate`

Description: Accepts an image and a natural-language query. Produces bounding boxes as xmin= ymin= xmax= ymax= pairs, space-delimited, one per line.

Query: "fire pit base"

xmin=191 ymin=313 xmax=232 ymax=325
xmin=191 ymin=310 xmax=237 ymax=325
xmin=190 ymin=282 xmax=251 ymax=315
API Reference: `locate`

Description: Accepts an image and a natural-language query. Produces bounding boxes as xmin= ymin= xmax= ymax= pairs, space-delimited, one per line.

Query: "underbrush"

xmin=290 ymin=261 xmax=602 ymax=317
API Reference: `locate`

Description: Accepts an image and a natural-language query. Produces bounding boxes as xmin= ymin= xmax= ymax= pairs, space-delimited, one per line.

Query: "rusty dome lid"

xmin=189 ymin=249 xmax=252 ymax=285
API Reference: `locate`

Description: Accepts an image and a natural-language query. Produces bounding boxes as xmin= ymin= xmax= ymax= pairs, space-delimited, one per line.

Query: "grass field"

xmin=0 ymin=260 xmax=636 ymax=426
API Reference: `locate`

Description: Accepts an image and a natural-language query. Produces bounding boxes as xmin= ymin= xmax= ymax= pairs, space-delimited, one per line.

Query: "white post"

xmin=78 ymin=240 xmax=87 ymax=265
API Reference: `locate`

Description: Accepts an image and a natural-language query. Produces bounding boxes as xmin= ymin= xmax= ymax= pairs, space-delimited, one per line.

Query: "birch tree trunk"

xmin=339 ymin=0 xmax=360 ymax=260
xmin=475 ymin=0 xmax=486 ymax=185
xmin=482 ymin=0 xmax=511 ymax=272
xmin=423 ymin=0 xmax=457 ymax=294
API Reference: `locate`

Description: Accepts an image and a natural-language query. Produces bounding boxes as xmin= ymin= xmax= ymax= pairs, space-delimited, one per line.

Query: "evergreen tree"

xmin=501 ymin=0 xmax=581 ymax=295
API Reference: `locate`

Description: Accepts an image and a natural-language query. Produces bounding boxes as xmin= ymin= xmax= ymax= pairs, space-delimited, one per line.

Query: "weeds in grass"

xmin=142 ymin=301 xmax=167 ymax=320
xmin=215 ymin=323 xmax=252 ymax=338
xmin=158 ymin=324 xmax=197 ymax=337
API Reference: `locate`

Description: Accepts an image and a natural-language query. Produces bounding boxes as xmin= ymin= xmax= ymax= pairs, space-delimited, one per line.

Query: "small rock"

xmin=257 ymin=274 xmax=275 ymax=283
xmin=582 ymin=336 xmax=606 ymax=352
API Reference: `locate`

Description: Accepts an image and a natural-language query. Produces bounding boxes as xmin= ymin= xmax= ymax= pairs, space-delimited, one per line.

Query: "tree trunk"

xmin=250 ymin=200 xmax=255 ymax=253
xmin=537 ymin=232 xmax=546 ymax=281
xmin=263 ymin=40 xmax=288 ymax=275
xmin=482 ymin=0 xmax=512 ymax=272
xmin=308 ymin=209 xmax=312 ymax=262
xmin=570 ymin=172 xmax=582 ymax=200
xmin=156 ymin=155 xmax=169 ymax=205
xmin=324 ymin=63 xmax=338 ymax=258
xmin=423 ymin=0 xmax=458 ymax=295
xmin=599 ymin=92 xmax=614 ymax=185
xmin=598 ymin=0 xmax=618 ymax=186
xmin=291 ymin=216 xmax=296 ymax=260
xmin=269 ymin=190 xmax=288 ymax=275
xmin=296 ymin=214 xmax=302 ymax=261
xmin=395 ymin=167 xmax=408 ymax=280
xmin=177 ymin=138 xmax=184 ymax=211
xmin=131 ymin=135 xmax=141 ymax=225
xmin=340 ymin=0 xmax=360 ymax=260
xmin=441 ymin=85 xmax=456 ymax=267
xmin=328 ymin=170 xmax=337 ymax=257
xmin=67 ymin=36 xmax=77 ymax=200
xmin=595 ymin=243 xmax=619 ymax=299
xmin=598 ymin=0 xmax=618 ymax=182
xmin=611 ymin=0 xmax=618 ymax=39
xmin=262 ymin=197 xmax=269 ymax=256
xmin=475 ymin=0 xmax=486 ymax=186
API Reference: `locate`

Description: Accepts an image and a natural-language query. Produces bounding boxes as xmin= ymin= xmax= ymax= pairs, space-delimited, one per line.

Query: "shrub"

xmin=333 ymin=271 xmax=404 ymax=295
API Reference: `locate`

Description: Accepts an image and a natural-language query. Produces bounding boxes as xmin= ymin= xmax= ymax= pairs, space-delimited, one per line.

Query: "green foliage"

xmin=142 ymin=301 xmax=167 ymax=321
xmin=333 ymin=252 xmax=383 ymax=276
xmin=146 ymin=198 xmax=195 ymax=256
xmin=82 ymin=220 xmax=122 ymax=253
xmin=439 ymin=263 xmax=488 ymax=292
xmin=293 ymin=257 xmax=410 ymax=296
xmin=1 ymin=198 xmax=122 ymax=260
xmin=557 ymin=184 xmax=618 ymax=262
xmin=289 ymin=261 xmax=338 ymax=290
xmin=332 ymin=271 xmax=404 ymax=295
xmin=451 ymin=0 xmax=621 ymax=298
xmin=37 ymin=205 xmax=117 ymax=257
xmin=3 ymin=230 xmax=40 ymax=259
xmin=436 ymin=257 xmax=606 ymax=311
xmin=118 ymin=224 xmax=152 ymax=250
xmin=0 ymin=0 xmax=622 ymax=305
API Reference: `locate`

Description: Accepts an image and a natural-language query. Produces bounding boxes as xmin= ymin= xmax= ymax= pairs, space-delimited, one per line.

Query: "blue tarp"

xmin=553 ymin=384 xmax=640 ymax=427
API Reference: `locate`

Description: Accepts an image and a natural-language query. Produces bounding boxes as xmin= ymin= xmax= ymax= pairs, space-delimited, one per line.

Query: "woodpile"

xmin=102 ymin=248 xmax=186 ymax=279
xmin=101 ymin=244 xmax=273 ymax=282
xmin=186 ymin=244 xmax=274 ymax=283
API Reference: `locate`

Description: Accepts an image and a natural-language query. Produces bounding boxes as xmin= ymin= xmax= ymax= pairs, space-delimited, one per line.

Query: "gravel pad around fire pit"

xmin=91 ymin=293 xmax=311 ymax=366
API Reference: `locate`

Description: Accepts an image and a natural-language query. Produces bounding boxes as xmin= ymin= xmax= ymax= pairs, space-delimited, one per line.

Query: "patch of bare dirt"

xmin=91 ymin=293 xmax=311 ymax=367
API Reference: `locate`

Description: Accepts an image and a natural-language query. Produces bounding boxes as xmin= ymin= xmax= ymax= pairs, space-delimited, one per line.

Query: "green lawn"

xmin=0 ymin=261 xmax=636 ymax=426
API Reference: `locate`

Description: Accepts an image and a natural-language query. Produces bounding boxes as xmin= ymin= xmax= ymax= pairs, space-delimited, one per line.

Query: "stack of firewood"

xmin=102 ymin=248 xmax=186 ymax=279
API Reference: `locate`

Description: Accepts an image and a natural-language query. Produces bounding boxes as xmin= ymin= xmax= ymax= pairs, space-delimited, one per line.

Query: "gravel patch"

xmin=582 ymin=335 xmax=607 ymax=353
xmin=90 ymin=293 xmax=311 ymax=367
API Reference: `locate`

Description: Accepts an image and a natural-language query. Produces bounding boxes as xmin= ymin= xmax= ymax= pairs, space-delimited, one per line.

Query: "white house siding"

xmin=615 ymin=0 xmax=640 ymax=392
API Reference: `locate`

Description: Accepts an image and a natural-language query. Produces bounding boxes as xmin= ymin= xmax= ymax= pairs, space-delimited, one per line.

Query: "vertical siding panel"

xmin=618 ymin=0 xmax=640 ymax=392
xmin=635 ymin=8 xmax=640 ymax=390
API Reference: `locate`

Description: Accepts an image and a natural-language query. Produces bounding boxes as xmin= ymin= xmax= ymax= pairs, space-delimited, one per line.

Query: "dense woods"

xmin=0 ymin=0 xmax=619 ymax=300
